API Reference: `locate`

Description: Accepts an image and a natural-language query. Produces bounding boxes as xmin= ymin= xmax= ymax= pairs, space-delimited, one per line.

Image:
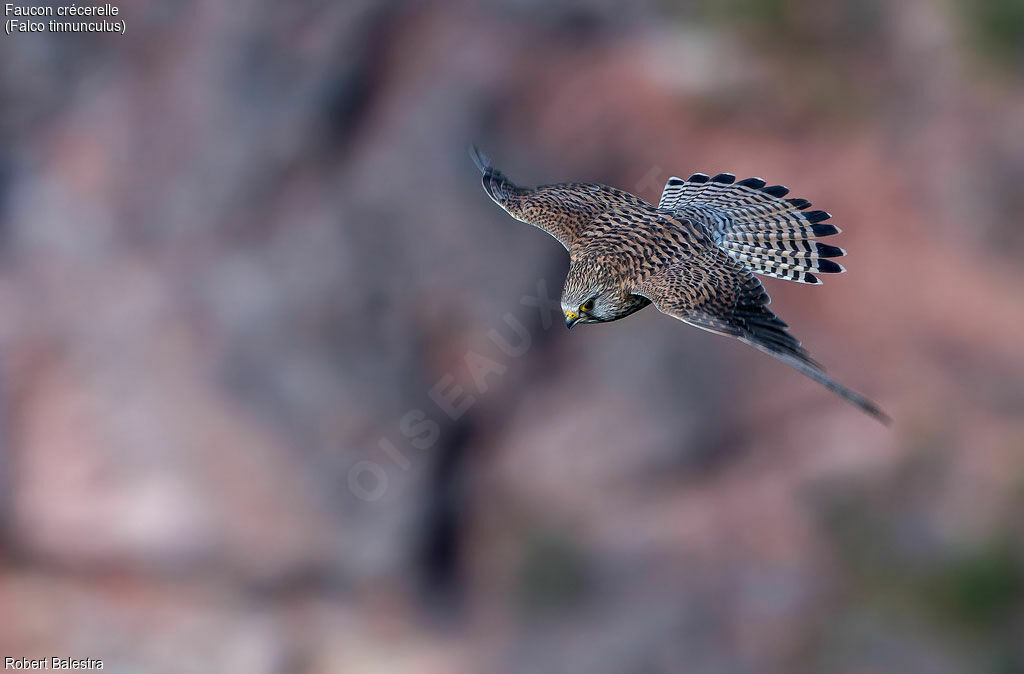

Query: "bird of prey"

xmin=471 ymin=147 xmax=888 ymax=423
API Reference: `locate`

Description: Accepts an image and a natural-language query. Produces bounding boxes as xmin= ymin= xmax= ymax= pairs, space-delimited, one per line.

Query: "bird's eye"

xmin=580 ymin=299 xmax=595 ymax=313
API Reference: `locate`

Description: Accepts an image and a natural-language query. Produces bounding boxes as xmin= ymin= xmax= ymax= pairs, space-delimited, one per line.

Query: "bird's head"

xmin=561 ymin=264 xmax=622 ymax=329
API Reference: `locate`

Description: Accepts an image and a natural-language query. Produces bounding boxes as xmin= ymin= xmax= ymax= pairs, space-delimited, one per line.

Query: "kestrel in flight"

xmin=471 ymin=147 xmax=888 ymax=423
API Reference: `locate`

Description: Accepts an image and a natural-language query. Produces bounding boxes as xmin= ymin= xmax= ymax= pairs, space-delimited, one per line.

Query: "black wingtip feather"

xmin=760 ymin=346 xmax=891 ymax=425
xmin=688 ymin=173 xmax=710 ymax=183
xmin=787 ymin=198 xmax=811 ymax=210
xmin=762 ymin=185 xmax=789 ymax=198
xmin=737 ymin=177 xmax=766 ymax=189
xmin=804 ymin=210 xmax=831 ymax=224
xmin=711 ymin=173 xmax=736 ymax=184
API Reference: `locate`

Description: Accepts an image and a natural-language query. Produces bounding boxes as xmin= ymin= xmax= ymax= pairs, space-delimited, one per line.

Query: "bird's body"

xmin=472 ymin=147 xmax=888 ymax=423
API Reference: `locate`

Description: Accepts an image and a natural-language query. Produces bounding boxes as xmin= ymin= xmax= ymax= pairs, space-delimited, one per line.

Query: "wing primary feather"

xmin=639 ymin=268 xmax=887 ymax=423
xmin=469 ymin=145 xmax=491 ymax=174
xmin=742 ymin=338 xmax=891 ymax=425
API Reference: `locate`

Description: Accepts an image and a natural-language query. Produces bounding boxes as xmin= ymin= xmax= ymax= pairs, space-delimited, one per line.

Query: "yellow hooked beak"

xmin=564 ymin=310 xmax=581 ymax=329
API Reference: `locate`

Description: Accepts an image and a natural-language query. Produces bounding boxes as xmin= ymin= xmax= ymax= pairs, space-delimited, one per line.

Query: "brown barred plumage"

xmin=471 ymin=147 xmax=889 ymax=423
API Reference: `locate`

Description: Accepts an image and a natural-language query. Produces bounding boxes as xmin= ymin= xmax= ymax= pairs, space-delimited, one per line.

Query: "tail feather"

xmin=721 ymin=241 xmax=846 ymax=259
xmin=725 ymin=250 xmax=845 ymax=275
xmin=659 ymin=172 xmax=846 ymax=284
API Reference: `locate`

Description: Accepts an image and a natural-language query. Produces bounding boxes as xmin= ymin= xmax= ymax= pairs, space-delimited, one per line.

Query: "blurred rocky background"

xmin=1 ymin=0 xmax=1023 ymax=672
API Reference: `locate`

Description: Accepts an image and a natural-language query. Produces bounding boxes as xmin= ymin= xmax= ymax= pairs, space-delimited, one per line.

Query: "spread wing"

xmin=471 ymin=146 xmax=650 ymax=251
xmin=634 ymin=251 xmax=890 ymax=424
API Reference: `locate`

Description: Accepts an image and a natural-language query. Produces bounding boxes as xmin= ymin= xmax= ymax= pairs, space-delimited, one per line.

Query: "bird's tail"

xmin=469 ymin=145 xmax=527 ymax=202
xmin=660 ymin=172 xmax=845 ymax=285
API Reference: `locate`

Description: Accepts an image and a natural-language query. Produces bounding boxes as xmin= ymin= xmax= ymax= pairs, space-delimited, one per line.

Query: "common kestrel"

xmin=471 ymin=147 xmax=888 ymax=423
